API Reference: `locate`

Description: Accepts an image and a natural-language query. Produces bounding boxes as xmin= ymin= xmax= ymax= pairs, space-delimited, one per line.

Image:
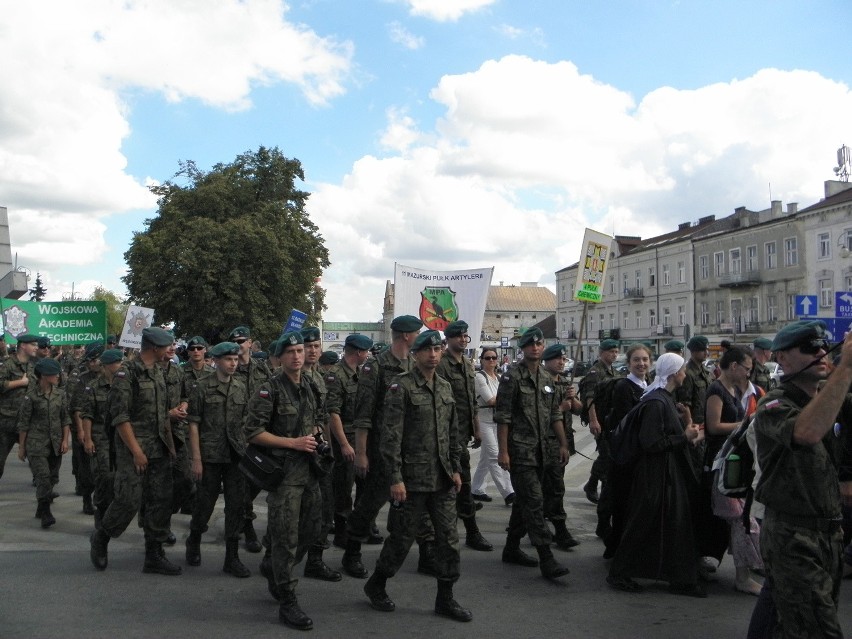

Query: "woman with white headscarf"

xmin=606 ymin=353 xmax=705 ymax=597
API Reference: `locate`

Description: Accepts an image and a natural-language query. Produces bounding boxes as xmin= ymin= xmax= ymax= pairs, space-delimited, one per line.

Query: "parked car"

xmin=765 ymin=361 xmax=783 ymax=388
xmin=572 ymin=360 xmax=593 ymax=378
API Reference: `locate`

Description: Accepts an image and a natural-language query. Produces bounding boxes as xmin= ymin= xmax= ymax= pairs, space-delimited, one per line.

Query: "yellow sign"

xmin=573 ymin=229 xmax=613 ymax=304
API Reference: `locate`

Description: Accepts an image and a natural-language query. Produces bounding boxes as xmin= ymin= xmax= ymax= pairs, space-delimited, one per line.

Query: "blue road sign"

xmin=836 ymin=291 xmax=852 ymax=318
xmin=282 ymin=309 xmax=308 ymax=333
xmin=795 ymin=295 xmax=817 ymax=317
xmin=824 ymin=317 xmax=852 ymax=341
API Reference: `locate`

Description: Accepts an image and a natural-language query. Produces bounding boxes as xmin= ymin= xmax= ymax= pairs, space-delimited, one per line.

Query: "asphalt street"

xmin=1 ymin=424 xmax=849 ymax=639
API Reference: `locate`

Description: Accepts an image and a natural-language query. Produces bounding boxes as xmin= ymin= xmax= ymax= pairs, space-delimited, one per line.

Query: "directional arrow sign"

xmin=836 ymin=292 xmax=852 ymax=318
xmin=795 ymin=295 xmax=817 ymax=318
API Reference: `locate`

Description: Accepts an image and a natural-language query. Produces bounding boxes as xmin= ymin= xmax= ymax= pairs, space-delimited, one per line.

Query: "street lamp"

xmin=839 ymin=233 xmax=851 ymax=259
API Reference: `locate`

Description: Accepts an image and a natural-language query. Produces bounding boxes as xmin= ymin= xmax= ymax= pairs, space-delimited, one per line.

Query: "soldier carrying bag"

xmin=239 ymin=444 xmax=285 ymax=491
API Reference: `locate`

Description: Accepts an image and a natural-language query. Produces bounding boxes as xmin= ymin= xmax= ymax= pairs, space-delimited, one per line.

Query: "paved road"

xmin=1 ymin=426 xmax=849 ymax=638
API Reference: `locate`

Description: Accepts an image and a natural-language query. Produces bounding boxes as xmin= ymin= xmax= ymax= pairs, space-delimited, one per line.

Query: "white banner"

xmin=573 ymin=228 xmax=613 ymax=304
xmin=119 ymin=305 xmax=155 ymax=349
xmin=394 ymin=263 xmax=494 ymax=352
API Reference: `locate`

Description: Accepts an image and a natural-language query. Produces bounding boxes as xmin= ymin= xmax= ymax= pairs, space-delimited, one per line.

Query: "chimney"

xmin=698 ymin=215 xmax=716 ymax=225
xmin=787 ymin=202 xmax=798 ymax=215
xmin=825 ymin=180 xmax=852 ymax=198
xmin=678 ymin=222 xmax=690 ymax=230
xmin=771 ymin=200 xmax=782 ymax=217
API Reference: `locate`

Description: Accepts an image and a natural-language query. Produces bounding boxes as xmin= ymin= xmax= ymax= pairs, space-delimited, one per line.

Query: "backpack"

xmin=591 ymin=376 xmax=622 ymax=432
xmin=710 ymin=385 xmax=765 ymax=498
xmin=608 ymin=396 xmax=662 ymax=467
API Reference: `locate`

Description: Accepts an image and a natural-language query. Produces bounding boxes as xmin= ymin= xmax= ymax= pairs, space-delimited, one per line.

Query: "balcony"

xmin=654 ymin=325 xmax=674 ymax=336
xmin=718 ymin=271 xmax=762 ymax=288
xmin=623 ymin=287 xmax=644 ymax=300
xmin=598 ymin=328 xmax=622 ymax=340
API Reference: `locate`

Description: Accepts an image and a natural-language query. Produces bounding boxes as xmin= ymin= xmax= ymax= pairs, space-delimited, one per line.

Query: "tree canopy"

xmin=88 ymin=286 xmax=127 ymax=338
xmin=123 ymin=147 xmax=329 ymax=345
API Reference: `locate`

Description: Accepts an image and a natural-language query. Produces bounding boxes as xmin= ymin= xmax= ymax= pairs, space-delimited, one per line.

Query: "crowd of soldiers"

xmin=1 ymin=317 xmax=850 ymax=635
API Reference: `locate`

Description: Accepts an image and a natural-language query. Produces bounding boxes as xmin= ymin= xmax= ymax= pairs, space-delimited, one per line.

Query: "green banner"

xmin=0 ymin=299 xmax=107 ymax=345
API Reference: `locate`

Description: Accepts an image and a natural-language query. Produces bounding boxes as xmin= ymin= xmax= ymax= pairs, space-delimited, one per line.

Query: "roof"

xmin=798 ymin=184 xmax=852 ymax=214
xmin=530 ymin=314 xmax=557 ymax=338
xmin=487 ymin=285 xmax=556 ymax=312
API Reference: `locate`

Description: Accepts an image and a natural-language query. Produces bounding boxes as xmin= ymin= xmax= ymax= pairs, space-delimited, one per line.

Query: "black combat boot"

xmin=278 ymin=590 xmax=313 ymax=630
xmin=342 ymin=539 xmax=368 ymax=578
xmin=304 ymin=546 xmax=341 ymax=581
xmin=363 ymin=569 xmax=395 ymax=612
xmin=536 ymin=544 xmax=570 ymax=579
xmin=501 ymin=535 xmax=538 ymax=567
xmin=418 ymin=540 xmax=438 ymax=576
xmin=90 ymin=529 xmax=110 ymax=571
xmin=583 ymin=477 xmax=599 ymax=504
xmin=551 ymin=519 xmax=580 ymax=550
xmin=40 ymin=500 xmax=56 ymax=528
xmin=242 ymin=519 xmax=262 ymax=553
xmin=35 ymin=501 xmax=44 ymax=519
xmin=185 ymin=530 xmax=202 ymax=566
xmin=332 ymin=514 xmax=348 ymax=549
xmin=463 ymin=516 xmax=493 ymax=551
xmin=142 ymin=540 xmax=182 ymax=575
xmin=223 ymin=538 xmax=251 ymax=578
xmin=82 ymin=493 xmax=95 ymax=515
xmin=366 ymin=521 xmax=384 ymax=544
xmin=435 ymin=579 xmax=473 ymax=622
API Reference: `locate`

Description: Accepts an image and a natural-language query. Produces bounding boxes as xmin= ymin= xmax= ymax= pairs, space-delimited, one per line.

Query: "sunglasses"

xmin=481 ymin=356 xmax=498 ymax=360
xmin=797 ymin=339 xmax=829 ymax=356
xmin=188 ymin=345 xmax=205 ymax=351
xmin=233 ymin=338 xmax=248 ymax=345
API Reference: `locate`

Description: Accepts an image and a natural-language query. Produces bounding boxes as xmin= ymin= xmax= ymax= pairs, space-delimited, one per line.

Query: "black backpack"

xmin=591 ymin=376 xmax=622 ymax=432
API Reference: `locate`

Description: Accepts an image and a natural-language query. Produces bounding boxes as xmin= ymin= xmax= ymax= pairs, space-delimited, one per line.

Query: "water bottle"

xmin=724 ymin=453 xmax=741 ymax=490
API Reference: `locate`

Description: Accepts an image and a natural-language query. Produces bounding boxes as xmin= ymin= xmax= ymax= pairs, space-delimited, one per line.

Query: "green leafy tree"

xmin=88 ymin=286 xmax=127 ymax=338
xmin=28 ymin=272 xmax=47 ymax=301
xmin=123 ymin=146 xmax=330 ymax=344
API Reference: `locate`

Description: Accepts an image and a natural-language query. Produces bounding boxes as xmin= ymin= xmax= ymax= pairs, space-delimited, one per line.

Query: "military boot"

xmin=434 ymin=579 xmax=473 ymax=622
xmin=417 ymin=540 xmax=438 ymax=576
xmin=82 ymin=493 xmax=95 ymax=515
xmin=94 ymin=506 xmax=105 ymax=530
xmin=185 ymin=530 xmax=202 ymax=567
xmin=342 ymin=539 xmax=368 ymax=578
xmin=536 ymin=544 xmax=570 ymax=580
xmin=260 ymin=550 xmax=280 ymax=601
xmin=501 ymin=535 xmax=538 ymax=567
xmin=304 ymin=547 xmax=342 ymax=581
xmin=142 ymin=541 xmax=182 ymax=576
xmin=90 ymin=529 xmax=110 ymax=571
xmin=552 ymin=519 xmax=580 ymax=550
xmin=40 ymin=500 xmax=56 ymax=528
xmin=332 ymin=514 xmax=348 ymax=549
xmin=223 ymin=538 xmax=251 ymax=578
xmin=278 ymin=591 xmax=313 ymax=630
xmin=35 ymin=501 xmax=44 ymax=519
xmin=242 ymin=519 xmax=262 ymax=553
xmin=363 ymin=569 xmax=395 ymax=612
xmin=463 ymin=516 xmax=493 ymax=551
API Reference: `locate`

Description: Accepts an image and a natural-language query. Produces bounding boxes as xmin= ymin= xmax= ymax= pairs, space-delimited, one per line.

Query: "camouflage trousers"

xmin=100 ymin=442 xmax=173 ymax=543
xmin=268 ymin=479 xmax=321 ymax=595
xmin=170 ymin=439 xmax=195 ymax=514
xmin=331 ymin=430 xmax=361 ymax=517
xmin=72 ymin=436 xmax=94 ymax=495
xmin=0 ymin=426 xmax=18 ymax=480
xmin=190 ymin=458 xmax=245 ymax=541
xmin=313 ymin=466 xmax=334 ymax=548
xmin=455 ymin=446 xmax=476 ymax=520
xmin=29 ymin=451 xmax=63 ymax=501
xmin=376 ymin=487 xmax=460 ymax=582
xmin=541 ymin=460 xmax=566 ymax=522
xmin=89 ymin=424 xmax=114 ymax=511
xmin=589 ymin=434 xmax=611 ymax=484
xmin=761 ymin=509 xmax=843 ymax=639
xmin=507 ymin=463 xmax=552 ymax=547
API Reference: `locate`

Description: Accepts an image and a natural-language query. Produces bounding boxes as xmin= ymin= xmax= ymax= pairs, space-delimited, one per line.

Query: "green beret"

xmin=266 ymin=339 xmax=279 ymax=356
xmin=228 ymin=326 xmax=251 ymax=340
xmin=106 ymin=334 xmax=118 ymax=344
xmin=100 ymin=349 xmax=124 ymax=365
xmin=142 ymin=327 xmax=174 ymax=347
xmin=209 ymin=341 xmax=240 ymax=358
xmin=600 ymin=339 xmax=619 ymax=351
xmin=771 ymin=320 xmax=827 ymax=352
xmin=753 ymin=337 xmax=773 ymax=351
xmin=664 ymin=340 xmax=684 ymax=352
xmin=412 ymin=330 xmax=443 ymax=351
xmin=444 ymin=320 xmax=469 ymax=338
xmin=518 ymin=327 xmax=544 ymax=348
xmin=84 ymin=341 xmax=104 ymax=360
xmin=186 ymin=336 xmax=208 ymax=348
xmin=390 ymin=315 xmax=423 ymax=333
xmin=252 ymin=351 xmax=268 ymax=360
xmin=16 ymin=334 xmax=39 ymax=344
xmin=37 ymin=336 xmax=51 ymax=349
xmin=300 ymin=326 xmax=321 ymax=343
xmin=319 ymin=350 xmax=340 ymax=365
xmin=686 ymin=335 xmax=709 ymax=351
xmin=542 ymin=344 xmax=567 ymax=361
xmin=275 ymin=331 xmax=304 ymax=356
xmin=345 ymin=334 xmax=373 ymax=350
xmin=35 ymin=358 xmax=62 ymax=376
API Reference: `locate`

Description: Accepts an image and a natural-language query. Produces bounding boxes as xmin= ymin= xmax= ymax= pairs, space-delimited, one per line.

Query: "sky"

xmin=2 ymin=0 xmax=852 ymax=323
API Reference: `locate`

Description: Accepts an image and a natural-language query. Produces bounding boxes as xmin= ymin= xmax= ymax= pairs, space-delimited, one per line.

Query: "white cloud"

xmin=388 ymin=21 xmax=425 ymax=49
xmin=495 ymin=24 xmax=546 ymax=46
xmin=401 ymin=0 xmax=498 ymax=22
xmin=379 ymin=107 xmax=424 ymax=152
xmin=310 ymin=56 xmax=852 ymax=320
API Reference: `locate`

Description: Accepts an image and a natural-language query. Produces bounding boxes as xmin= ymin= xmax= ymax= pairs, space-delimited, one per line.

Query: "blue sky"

xmin=2 ymin=0 xmax=851 ymax=322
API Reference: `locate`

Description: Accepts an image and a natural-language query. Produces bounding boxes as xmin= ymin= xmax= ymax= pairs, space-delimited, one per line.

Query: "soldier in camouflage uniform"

xmin=541 ymin=344 xmax=581 ymax=549
xmin=244 ymin=331 xmax=323 ymax=631
xmin=68 ymin=341 xmax=104 ymax=516
xmin=496 ymin=327 xmax=571 ymax=580
xmin=81 ymin=348 xmax=124 ymax=527
xmin=579 ymin=339 xmax=621 ymax=507
xmin=676 ymin=335 xmax=712 ymax=429
xmin=89 ymin=327 xmax=182 ymax=576
xmin=16 ymin=357 xmax=71 ymax=528
xmin=342 ymin=315 xmax=436 ymax=578
xmin=750 ymin=336 xmax=774 ymax=393
xmin=185 ymin=342 xmax=250 ymax=578
xmin=362 ymin=330 xmax=472 ymax=622
xmin=326 ymin=333 xmax=372 ymax=548
xmin=752 ymin=321 xmax=852 ymax=639
xmin=0 ymin=334 xmax=39 ymax=481
xmin=436 ymin=320 xmax=492 ymax=552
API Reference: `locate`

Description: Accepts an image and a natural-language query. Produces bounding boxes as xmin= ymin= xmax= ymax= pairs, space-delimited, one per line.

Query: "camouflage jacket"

xmin=578 ymin=359 xmax=618 ymax=422
xmin=676 ymin=359 xmax=713 ymax=425
xmin=235 ymin=357 xmax=272 ymax=400
xmin=108 ymin=360 xmax=171 ymax=460
xmin=494 ymin=364 xmax=562 ymax=467
xmin=180 ymin=363 xmax=215 ymax=405
xmin=81 ymin=372 xmax=113 ymax=432
xmin=436 ymin=352 xmax=478 ymax=440
xmin=187 ymin=374 xmax=248 ymax=463
xmin=324 ymin=359 xmax=359 ymax=432
xmin=751 ymin=360 xmax=772 ymax=393
xmin=17 ymin=386 xmax=70 ymax=456
xmin=352 ymin=348 xmax=414 ymax=438
xmin=0 ymin=355 xmax=36 ymax=427
xmin=304 ymin=367 xmax=329 ymax=430
xmin=381 ymin=367 xmax=460 ymax=492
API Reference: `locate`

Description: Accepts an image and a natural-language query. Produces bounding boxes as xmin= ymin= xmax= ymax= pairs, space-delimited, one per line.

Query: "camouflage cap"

xmin=771 ymin=320 xmax=827 ymax=352
xmin=518 ymin=327 xmax=544 ymax=348
xmin=35 ymin=358 xmax=62 ymax=376
xmin=345 ymin=334 xmax=373 ymax=350
xmin=686 ymin=335 xmax=709 ymax=351
xmin=600 ymin=339 xmax=619 ymax=351
xmin=319 ymin=350 xmax=340 ymax=365
xmin=300 ymin=326 xmax=321 ymax=343
xmin=99 ymin=349 xmax=124 ymax=365
xmin=209 ymin=341 xmax=240 ymax=358
xmin=142 ymin=327 xmax=174 ymax=347
xmin=228 ymin=326 xmax=251 ymax=340
xmin=444 ymin=320 xmax=469 ymax=338
xmin=390 ymin=315 xmax=423 ymax=332
xmin=542 ymin=343 xmax=567 ymax=361
xmin=412 ymin=330 xmax=443 ymax=351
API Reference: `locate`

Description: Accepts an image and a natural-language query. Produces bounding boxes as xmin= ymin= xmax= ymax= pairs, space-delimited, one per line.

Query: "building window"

xmin=622 ymin=273 xmax=628 ymax=293
xmin=765 ymin=241 xmax=777 ymax=269
xmin=730 ymin=248 xmax=742 ymax=275
xmin=635 ymin=270 xmax=641 ymax=289
xmin=700 ymin=302 xmax=709 ymax=326
xmin=767 ymin=295 xmax=777 ymax=322
xmin=609 ymin=313 xmax=615 ymax=329
xmin=623 ymin=311 xmax=629 ymax=330
xmin=784 ymin=237 xmax=798 ymax=266
xmin=677 ymin=261 xmax=685 ymax=283
xmin=748 ymin=296 xmax=759 ymax=323
xmin=662 ymin=264 xmax=670 ymax=286
xmin=663 ymin=307 xmax=671 ymax=327
xmin=649 ymin=267 xmax=656 ymax=288
xmin=714 ymin=252 xmax=724 ymax=277
xmin=635 ymin=310 xmax=642 ymax=329
xmin=818 ymin=232 xmax=831 ymax=260
xmin=846 ymin=273 xmax=852 ymax=291
xmin=588 ymin=315 xmax=594 ymax=332
xmin=844 ymin=229 xmax=852 ymax=253
xmin=609 ymin=275 xmax=615 ymax=294
xmin=746 ymin=245 xmax=758 ymax=272
xmin=561 ymin=285 xmax=566 ymax=302
xmin=649 ymin=308 xmax=656 ymax=328
xmin=678 ymin=305 xmax=685 ymax=326
xmin=820 ymin=278 xmax=833 ymax=308
xmin=716 ymin=301 xmax=725 ymax=324
xmin=570 ymin=316 xmax=576 ymax=331
xmin=699 ymin=255 xmax=709 ymax=280
xmin=786 ymin=294 xmax=796 ymax=320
